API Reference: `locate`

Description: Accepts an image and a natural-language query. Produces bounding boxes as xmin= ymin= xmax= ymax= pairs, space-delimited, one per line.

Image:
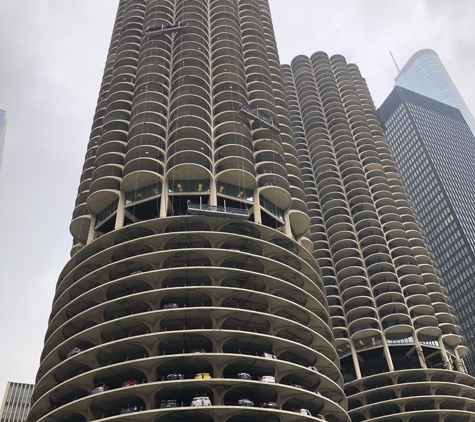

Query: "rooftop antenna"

xmin=390 ymin=51 xmax=401 ymax=74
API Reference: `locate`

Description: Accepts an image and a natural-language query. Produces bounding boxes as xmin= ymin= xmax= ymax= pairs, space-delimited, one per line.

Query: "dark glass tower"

xmin=379 ymin=86 xmax=475 ymax=374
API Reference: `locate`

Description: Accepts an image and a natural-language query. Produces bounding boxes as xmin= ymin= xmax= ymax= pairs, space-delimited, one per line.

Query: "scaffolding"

xmin=187 ymin=201 xmax=249 ymax=220
xmin=239 ymin=102 xmax=281 ymax=134
xmin=145 ymin=22 xmax=189 ymax=37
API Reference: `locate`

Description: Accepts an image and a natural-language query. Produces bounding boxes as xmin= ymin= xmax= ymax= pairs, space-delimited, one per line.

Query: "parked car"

xmin=262 ymin=402 xmax=278 ymax=408
xmin=259 ymin=376 xmax=275 ymax=383
xmin=163 ymin=303 xmax=179 ymax=309
xmin=314 ymin=390 xmax=322 ymax=396
xmin=120 ymin=406 xmax=137 ymax=414
xmin=238 ymin=399 xmax=254 ymax=407
xmin=166 ymin=373 xmax=184 ymax=380
xmin=189 ymin=348 xmax=205 ymax=354
xmin=237 ymin=373 xmax=252 ymax=380
xmin=194 ymin=373 xmax=212 ymax=379
xmin=308 ymin=366 xmax=318 ymax=372
xmin=91 ymin=382 xmax=107 ymax=394
xmin=293 ymin=383 xmax=304 ymax=389
xmin=262 ymin=352 xmax=276 ymax=359
xmin=191 ymin=396 xmax=211 ymax=406
xmin=67 ymin=347 xmax=83 ymax=358
xmin=297 ymin=409 xmax=312 ymax=416
xmin=130 ymin=271 xmax=142 ymax=276
xmin=316 ymin=414 xmax=326 ymax=421
xmin=121 ymin=380 xmax=138 ymax=387
xmin=160 ymin=400 xmax=177 ymax=408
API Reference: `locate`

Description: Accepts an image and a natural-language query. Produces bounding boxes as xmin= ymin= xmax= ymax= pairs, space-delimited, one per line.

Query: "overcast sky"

xmin=0 ymin=0 xmax=474 ymax=398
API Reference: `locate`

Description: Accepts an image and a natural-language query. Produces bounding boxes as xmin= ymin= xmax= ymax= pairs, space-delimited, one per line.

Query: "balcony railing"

xmin=145 ymin=22 xmax=189 ymax=36
xmin=187 ymin=202 xmax=249 ymax=220
xmin=239 ymin=102 xmax=281 ymax=134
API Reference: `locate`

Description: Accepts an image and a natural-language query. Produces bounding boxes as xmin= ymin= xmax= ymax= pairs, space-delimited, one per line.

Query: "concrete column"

xmin=252 ymin=189 xmax=262 ymax=224
xmin=283 ymin=210 xmax=292 ymax=237
xmin=114 ymin=192 xmax=125 ymax=230
xmin=160 ymin=181 xmax=168 ymax=217
xmin=414 ymin=335 xmax=427 ymax=369
xmin=209 ymin=180 xmax=217 ymax=206
xmin=86 ymin=214 xmax=97 ymax=244
xmin=350 ymin=341 xmax=362 ymax=379
xmin=382 ymin=339 xmax=395 ymax=372
xmin=438 ymin=336 xmax=452 ymax=370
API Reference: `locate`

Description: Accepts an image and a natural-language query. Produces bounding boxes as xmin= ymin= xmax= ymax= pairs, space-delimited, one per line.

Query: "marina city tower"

xmin=26 ymin=1 xmax=475 ymax=422
xmin=28 ymin=2 xmax=348 ymax=422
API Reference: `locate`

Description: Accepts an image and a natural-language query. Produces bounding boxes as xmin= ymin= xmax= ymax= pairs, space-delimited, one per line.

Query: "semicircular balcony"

xmin=122 ymin=157 xmax=164 ymax=193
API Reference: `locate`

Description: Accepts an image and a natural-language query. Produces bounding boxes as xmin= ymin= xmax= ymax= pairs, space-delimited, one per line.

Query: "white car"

xmin=259 ymin=376 xmax=276 ymax=383
xmin=298 ymin=409 xmax=312 ymax=416
xmin=191 ymin=396 xmax=211 ymax=406
xmin=262 ymin=352 xmax=276 ymax=359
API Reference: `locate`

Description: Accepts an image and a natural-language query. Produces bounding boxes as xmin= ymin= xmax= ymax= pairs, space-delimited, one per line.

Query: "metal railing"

xmin=187 ymin=202 xmax=249 ymax=220
xmin=239 ymin=102 xmax=281 ymax=134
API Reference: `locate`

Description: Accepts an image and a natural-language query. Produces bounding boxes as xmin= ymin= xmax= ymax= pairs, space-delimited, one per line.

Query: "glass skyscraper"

xmin=394 ymin=49 xmax=475 ymax=136
xmin=0 ymin=110 xmax=6 ymax=171
xmin=0 ymin=383 xmax=34 ymax=422
xmin=379 ymin=86 xmax=475 ymax=374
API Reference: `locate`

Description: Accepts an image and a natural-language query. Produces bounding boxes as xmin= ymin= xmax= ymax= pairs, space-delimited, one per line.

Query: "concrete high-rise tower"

xmin=27 ymin=2 xmax=347 ymax=422
xmin=282 ymin=52 xmax=475 ymax=422
xmin=0 ymin=383 xmax=34 ymax=422
xmin=394 ymin=49 xmax=475 ymax=136
xmin=379 ymin=86 xmax=475 ymax=375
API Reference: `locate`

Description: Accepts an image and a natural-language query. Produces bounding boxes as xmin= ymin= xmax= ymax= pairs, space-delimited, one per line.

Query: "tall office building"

xmin=27 ymin=2 xmax=348 ymax=422
xmin=379 ymin=86 xmax=475 ymax=375
xmin=394 ymin=48 xmax=475 ymax=136
xmin=0 ymin=383 xmax=34 ymax=422
xmin=282 ymin=52 xmax=475 ymax=422
xmin=0 ymin=109 xmax=6 ymax=170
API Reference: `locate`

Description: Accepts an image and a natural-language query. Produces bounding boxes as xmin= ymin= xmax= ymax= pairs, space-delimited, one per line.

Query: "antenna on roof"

xmin=390 ymin=51 xmax=401 ymax=73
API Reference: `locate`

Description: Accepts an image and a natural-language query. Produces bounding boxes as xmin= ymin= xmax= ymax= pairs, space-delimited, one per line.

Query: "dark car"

xmin=166 ymin=373 xmax=184 ymax=381
xmin=120 ymin=406 xmax=138 ymax=414
xmin=262 ymin=402 xmax=278 ymax=408
xmin=160 ymin=400 xmax=177 ymax=408
xmin=91 ymin=382 xmax=107 ymax=394
xmin=238 ymin=399 xmax=254 ymax=407
xmin=162 ymin=303 xmax=179 ymax=309
xmin=237 ymin=373 xmax=252 ymax=380
xmin=67 ymin=347 xmax=83 ymax=358
xmin=121 ymin=380 xmax=138 ymax=387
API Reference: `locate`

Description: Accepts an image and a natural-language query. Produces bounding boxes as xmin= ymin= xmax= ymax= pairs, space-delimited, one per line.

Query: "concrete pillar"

xmin=114 ymin=191 xmax=125 ymax=230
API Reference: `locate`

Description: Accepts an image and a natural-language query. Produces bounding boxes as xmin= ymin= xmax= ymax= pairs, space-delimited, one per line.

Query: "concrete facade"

xmin=282 ymin=52 xmax=475 ymax=422
xmin=26 ymin=2 xmax=475 ymax=422
xmin=28 ymin=2 xmax=346 ymax=422
xmin=1 ymin=383 xmax=34 ymax=422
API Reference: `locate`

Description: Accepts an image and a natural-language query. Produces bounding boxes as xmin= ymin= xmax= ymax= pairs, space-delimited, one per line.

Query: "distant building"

xmin=379 ymin=86 xmax=475 ymax=374
xmin=394 ymin=48 xmax=475 ymax=136
xmin=0 ymin=383 xmax=34 ymax=422
xmin=0 ymin=110 xmax=6 ymax=170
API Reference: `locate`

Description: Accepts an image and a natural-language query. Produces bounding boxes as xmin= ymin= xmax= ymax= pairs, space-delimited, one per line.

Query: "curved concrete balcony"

xmin=32 ymin=215 xmax=347 ymax=422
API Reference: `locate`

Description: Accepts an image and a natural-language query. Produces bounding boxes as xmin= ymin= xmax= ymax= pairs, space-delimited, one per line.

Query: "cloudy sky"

xmin=0 ymin=0 xmax=474 ymax=398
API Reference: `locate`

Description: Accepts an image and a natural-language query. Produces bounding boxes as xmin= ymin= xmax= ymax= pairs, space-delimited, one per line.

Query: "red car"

xmin=122 ymin=380 xmax=138 ymax=387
